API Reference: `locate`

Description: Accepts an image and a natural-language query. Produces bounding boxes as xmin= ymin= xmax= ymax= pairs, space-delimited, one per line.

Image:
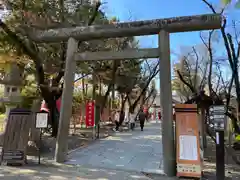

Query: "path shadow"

xmin=0 ymin=163 xmax=153 ymax=180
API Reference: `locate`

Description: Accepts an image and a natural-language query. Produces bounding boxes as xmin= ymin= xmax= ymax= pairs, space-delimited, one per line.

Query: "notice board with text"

xmin=175 ymin=104 xmax=202 ymax=178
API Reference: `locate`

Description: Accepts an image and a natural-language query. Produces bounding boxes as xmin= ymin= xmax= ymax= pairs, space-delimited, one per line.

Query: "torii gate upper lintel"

xmin=30 ymin=13 xmax=221 ymax=43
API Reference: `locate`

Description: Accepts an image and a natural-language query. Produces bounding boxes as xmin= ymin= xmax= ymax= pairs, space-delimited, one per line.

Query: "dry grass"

xmin=203 ymin=136 xmax=240 ymax=179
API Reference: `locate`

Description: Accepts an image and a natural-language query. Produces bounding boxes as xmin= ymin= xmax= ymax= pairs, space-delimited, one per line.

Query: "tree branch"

xmin=202 ymin=0 xmax=217 ymax=13
xmin=192 ymin=46 xmax=199 ymax=89
xmin=54 ymin=1 xmax=102 ymax=84
xmin=0 ymin=19 xmax=45 ymax=89
xmin=130 ymin=62 xmax=159 ymax=111
xmin=208 ymin=30 xmax=214 ymax=94
xmin=176 ymin=70 xmax=195 ymax=93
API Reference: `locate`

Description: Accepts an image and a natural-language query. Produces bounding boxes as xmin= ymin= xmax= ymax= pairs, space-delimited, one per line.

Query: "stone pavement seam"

xmin=128 ymin=154 xmax=137 ymax=164
xmin=67 ymin=138 xmax=101 ymax=155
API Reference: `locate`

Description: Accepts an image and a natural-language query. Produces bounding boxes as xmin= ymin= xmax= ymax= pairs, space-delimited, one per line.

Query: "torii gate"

xmin=29 ymin=13 xmax=222 ymax=176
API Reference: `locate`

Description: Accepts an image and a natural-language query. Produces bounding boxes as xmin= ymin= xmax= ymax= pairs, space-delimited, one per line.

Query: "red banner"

xmin=85 ymin=101 xmax=95 ymax=127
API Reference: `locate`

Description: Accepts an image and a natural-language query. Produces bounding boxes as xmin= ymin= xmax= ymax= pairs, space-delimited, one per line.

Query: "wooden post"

xmin=159 ymin=31 xmax=176 ymax=176
xmin=92 ymin=75 xmax=96 ymax=139
xmin=200 ymin=108 xmax=207 ymax=149
xmin=55 ymin=38 xmax=78 ymax=163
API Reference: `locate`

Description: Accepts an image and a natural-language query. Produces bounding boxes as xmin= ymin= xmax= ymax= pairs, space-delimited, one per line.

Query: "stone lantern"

xmin=1 ymin=63 xmax=23 ymax=122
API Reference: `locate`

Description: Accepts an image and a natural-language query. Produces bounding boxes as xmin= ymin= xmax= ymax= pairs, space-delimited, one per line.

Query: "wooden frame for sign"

xmin=175 ymin=104 xmax=202 ymax=178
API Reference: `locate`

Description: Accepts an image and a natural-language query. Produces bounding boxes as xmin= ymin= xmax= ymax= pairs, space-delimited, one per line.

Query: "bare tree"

xmin=174 ymin=0 xmax=240 ymax=164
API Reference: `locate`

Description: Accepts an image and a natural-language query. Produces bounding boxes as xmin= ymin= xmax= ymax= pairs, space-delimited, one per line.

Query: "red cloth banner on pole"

xmin=85 ymin=101 xmax=95 ymax=127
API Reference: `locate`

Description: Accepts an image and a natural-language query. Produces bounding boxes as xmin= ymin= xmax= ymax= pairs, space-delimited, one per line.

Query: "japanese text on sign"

xmin=36 ymin=112 xmax=48 ymax=128
xmin=209 ymin=105 xmax=226 ymax=131
xmin=85 ymin=101 xmax=95 ymax=127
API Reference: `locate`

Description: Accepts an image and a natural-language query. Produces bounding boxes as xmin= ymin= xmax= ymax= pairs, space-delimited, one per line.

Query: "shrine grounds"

xmin=0 ymin=120 xmax=240 ymax=179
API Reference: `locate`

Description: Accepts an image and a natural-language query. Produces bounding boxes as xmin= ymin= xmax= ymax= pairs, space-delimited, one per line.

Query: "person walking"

xmin=139 ymin=109 xmax=146 ymax=131
xmin=145 ymin=108 xmax=149 ymax=122
xmin=119 ymin=110 xmax=125 ymax=126
xmin=129 ymin=111 xmax=135 ymax=130
xmin=114 ymin=110 xmax=120 ymax=132
xmin=158 ymin=111 xmax=162 ymax=122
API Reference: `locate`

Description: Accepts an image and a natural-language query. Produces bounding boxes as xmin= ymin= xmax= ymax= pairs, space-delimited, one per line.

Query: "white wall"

xmin=152 ymin=92 xmax=181 ymax=106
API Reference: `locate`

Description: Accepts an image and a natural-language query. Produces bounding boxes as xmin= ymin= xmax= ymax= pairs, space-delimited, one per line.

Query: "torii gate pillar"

xmin=55 ymin=38 xmax=78 ymax=163
xmin=159 ymin=30 xmax=176 ymax=176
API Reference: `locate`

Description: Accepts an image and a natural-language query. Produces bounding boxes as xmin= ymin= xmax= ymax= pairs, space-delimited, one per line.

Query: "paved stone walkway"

xmin=1 ymin=164 xmax=164 ymax=180
xmin=66 ymin=121 xmax=164 ymax=174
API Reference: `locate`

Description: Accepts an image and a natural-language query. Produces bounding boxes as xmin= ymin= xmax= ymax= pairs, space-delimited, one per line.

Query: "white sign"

xmin=210 ymin=105 xmax=225 ymax=112
xmin=216 ymin=132 xmax=220 ymax=145
xmin=36 ymin=113 xmax=48 ymax=128
xmin=179 ymin=135 xmax=198 ymax=161
xmin=213 ymin=115 xmax=225 ymax=119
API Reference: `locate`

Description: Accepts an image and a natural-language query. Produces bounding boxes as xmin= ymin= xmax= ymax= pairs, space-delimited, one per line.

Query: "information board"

xmin=179 ymin=135 xmax=198 ymax=160
xmin=0 ymin=108 xmax=32 ymax=165
xmin=175 ymin=104 xmax=202 ymax=178
xmin=209 ymin=105 xmax=226 ymax=131
xmin=36 ymin=112 xmax=48 ymax=128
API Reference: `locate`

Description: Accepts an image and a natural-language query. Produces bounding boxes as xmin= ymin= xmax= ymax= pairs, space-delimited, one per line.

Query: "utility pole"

xmin=159 ymin=30 xmax=176 ymax=176
xmin=92 ymin=75 xmax=96 ymax=139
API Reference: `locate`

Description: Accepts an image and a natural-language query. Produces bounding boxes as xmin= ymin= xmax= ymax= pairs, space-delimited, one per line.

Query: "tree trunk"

xmin=200 ymin=108 xmax=207 ymax=151
xmin=99 ymin=79 xmax=102 ymax=95
xmin=29 ymin=99 xmax=42 ymax=142
xmin=130 ymin=69 xmax=159 ymax=112
xmin=108 ymin=96 xmax=111 ymax=118
xmin=101 ymin=60 xmax=119 ymax=114
xmin=43 ymin=90 xmax=61 ymax=138
xmin=101 ymin=85 xmax=112 ymax=114
xmin=81 ymin=74 xmax=85 ymax=96
xmin=111 ymin=87 xmax=115 ymax=109
xmin=81 ymin=76 xmax=86 ymax=127
xmin=120 ymin=94 xmax=125 ymax=112
xmin=92 ymin=76 xmax=97 ymax=101
xmin=140 ymin=91 xmax=146 ymax=108
xmin=147 ymin=94 xmax=156 ymax=109
xmin=49 ymin=98 xmax=58 ymax=137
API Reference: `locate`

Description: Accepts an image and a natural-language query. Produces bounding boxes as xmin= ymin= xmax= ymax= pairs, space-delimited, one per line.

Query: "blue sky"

xmin=104 ymin=0 xmax=219 ymax=55
xmin=103 ymin=0 xmax=223 ymax=90
xmin=103 ymin=0 xmax=240 ymax=91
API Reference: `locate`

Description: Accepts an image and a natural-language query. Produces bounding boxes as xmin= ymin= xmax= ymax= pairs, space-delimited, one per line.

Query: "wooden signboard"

xmin=0 ymin=108 xmax=32 ymax=165
xmin=175 ymin=104 xmax=202 ymax=178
